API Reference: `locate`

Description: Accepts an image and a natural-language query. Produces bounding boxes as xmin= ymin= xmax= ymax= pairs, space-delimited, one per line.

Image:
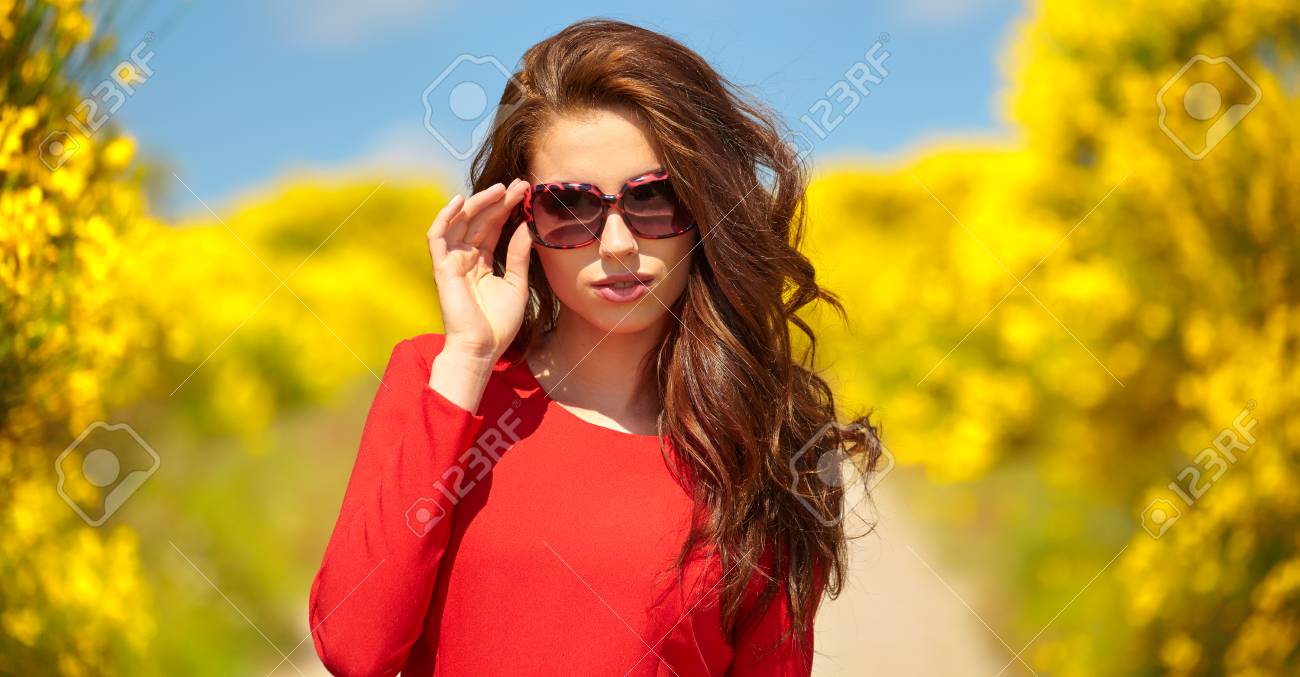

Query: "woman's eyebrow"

xmin=629 ymin=166 xmax=664 ymax=180
xmin=544 ymin=167 xmax=664 ymax=185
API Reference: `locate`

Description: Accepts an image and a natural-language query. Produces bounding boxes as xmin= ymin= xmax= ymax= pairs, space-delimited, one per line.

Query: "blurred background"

xmin=2 ymin=0 xmax=1297 ymax=674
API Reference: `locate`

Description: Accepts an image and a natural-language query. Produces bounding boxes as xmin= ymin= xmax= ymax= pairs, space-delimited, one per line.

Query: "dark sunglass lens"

xmin=623 ymin=180 xmax=692 ymax=236
xmin=536 ymin=188 xmax=603 ymax=246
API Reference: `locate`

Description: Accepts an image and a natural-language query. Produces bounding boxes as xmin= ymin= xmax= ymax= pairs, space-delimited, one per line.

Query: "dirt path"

xmin=813 ymin=480 xmax=1012 ymax=676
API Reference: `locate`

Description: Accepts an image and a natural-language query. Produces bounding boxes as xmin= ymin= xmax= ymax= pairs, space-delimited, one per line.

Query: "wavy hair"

xmin=471 ymin=17 xmax=882 ymax=657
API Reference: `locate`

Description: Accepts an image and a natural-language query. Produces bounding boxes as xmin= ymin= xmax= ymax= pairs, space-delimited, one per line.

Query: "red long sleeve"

xmin=729 ymin=553 xmax=826 ymax=675
xmin=309 ymin=335 xmax=485 ymax=676
xmin=309 ymin=332 xmax=825 ymax=676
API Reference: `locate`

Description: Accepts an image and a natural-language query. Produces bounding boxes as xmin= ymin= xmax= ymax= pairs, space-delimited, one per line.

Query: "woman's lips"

xmin=592 ymin=279 xmax=651 ymax=303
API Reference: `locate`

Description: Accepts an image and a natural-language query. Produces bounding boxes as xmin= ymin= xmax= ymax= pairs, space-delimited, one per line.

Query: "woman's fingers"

xmin=427 ymin=193 xmax=465 ymax=240
xmin=426 ymin=193 xmax=466 ymax=272
xmin=462 ymin=179 xmax=529 ymax=250
xmin=428 ymin=178 xmax=530 ymax=284
xmin=444 ymin=182 xmax=506 ymax=245
xmin=501 ymin=215 xmax=534 ymax=289
xmin=425 ymin=180 xmax=534 ymax=360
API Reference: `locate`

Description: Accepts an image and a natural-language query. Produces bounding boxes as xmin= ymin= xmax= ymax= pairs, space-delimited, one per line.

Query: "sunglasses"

xmin=521 ymin=170 xmax=697 ymax=249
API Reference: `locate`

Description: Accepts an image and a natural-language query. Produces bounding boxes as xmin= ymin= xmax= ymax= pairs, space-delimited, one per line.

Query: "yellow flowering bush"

xmin=2 ymin=1 xmax=159 ymax=673
xmin=147 ymin=179 xmax=450 ymax=436
xmin=806 ymin=0 xmax=1299 ymax=674
xmin=126 ymin=179 xmax=452 ymax=673
xmin=5 ymin=0 xmax=1297 ymax=673
xmin=2 ymin=3 xmax=452 ymax=666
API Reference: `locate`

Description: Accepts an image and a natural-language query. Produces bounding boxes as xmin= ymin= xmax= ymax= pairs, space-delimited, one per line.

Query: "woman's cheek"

xmin=539 ymin=252 xmax=590 ymax=306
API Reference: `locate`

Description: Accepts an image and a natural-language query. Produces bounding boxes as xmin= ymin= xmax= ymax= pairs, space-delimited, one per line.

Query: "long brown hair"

xmin=473 ymin=17 xmax=882 ymax=657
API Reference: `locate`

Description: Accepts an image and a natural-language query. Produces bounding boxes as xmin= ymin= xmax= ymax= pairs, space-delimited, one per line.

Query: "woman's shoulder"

xmin=396 ymin=331 xmax=451 ymax=362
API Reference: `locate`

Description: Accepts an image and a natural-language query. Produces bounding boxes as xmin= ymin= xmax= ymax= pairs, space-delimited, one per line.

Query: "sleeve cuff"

xmin=420 ymin=382 xmax=488 ymax=457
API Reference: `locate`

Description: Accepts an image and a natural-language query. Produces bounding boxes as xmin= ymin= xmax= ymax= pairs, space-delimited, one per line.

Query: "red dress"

xmin=309 ymin=333 xmax=822 ymax=676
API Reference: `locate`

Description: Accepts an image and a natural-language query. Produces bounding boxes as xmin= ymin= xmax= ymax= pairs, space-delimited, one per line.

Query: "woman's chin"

xmin=579 ymin=304 xmax=666 ymax=335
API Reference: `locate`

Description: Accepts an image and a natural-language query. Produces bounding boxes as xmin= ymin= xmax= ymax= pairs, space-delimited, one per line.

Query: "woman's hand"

xmin=426 ymin=179 xmax=534 ymax=365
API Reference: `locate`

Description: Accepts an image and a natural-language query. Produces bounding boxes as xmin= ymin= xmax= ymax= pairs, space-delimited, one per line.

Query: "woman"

xmin=309 ymin=17 xmax=880 ymax=676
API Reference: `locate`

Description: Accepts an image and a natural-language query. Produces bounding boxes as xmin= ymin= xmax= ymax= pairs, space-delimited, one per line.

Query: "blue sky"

xmin=102 ymin=0 xmax=1025 ymax=219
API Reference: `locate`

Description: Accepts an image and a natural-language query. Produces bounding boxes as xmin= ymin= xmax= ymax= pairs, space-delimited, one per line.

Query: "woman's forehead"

xmin=527 ymin=108 xmax=664 ymax=189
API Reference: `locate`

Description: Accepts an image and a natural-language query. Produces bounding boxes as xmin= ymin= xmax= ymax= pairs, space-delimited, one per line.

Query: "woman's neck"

xmin=528 ymin=317 xmax=666 ymax=420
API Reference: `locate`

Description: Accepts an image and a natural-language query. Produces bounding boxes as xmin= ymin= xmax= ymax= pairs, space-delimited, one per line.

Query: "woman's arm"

xmin=730 ymin=555 xmax=828 ymax=676
xmin=308 ymin=180 xmax=529 ymax=675
xmin=308 ymin=334 xmax=489 ymax=676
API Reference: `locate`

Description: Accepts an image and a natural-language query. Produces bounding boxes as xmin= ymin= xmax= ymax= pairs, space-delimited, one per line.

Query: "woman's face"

xmin=527 ymin=107 xmax=698 ymax=336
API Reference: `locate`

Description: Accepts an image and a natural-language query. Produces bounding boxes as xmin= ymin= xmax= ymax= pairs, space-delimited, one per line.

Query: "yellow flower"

xmin=101 ymin=136 xmax=135 ymax=169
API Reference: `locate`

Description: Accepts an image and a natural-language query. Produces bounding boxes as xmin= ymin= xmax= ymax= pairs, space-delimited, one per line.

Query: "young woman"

xmin=309 ymin=18 xmax=880 ymax=677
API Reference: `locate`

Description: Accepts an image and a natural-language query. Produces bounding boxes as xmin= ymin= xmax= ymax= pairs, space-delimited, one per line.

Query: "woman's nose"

xmin=598 ymin=211 xmax=638 ymax=257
